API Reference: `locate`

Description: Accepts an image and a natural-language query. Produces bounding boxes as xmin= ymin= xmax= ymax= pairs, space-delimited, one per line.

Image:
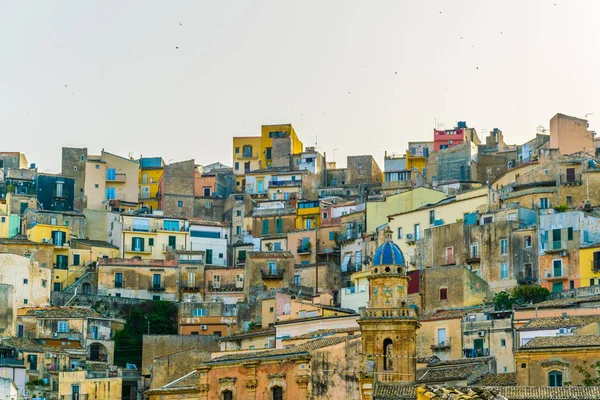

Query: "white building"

xmin=189 ymin=220 xmax=229 ymax=266
xmin=0 ymin=254 xmax=51 ymax=307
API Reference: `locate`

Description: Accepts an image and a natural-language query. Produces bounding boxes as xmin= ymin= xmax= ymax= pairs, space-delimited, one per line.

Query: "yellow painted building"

xmin=58 ymin=370 xmax=122 ymax=400
xmin=120 ymin=214 xmax=189 ymax=259
xmin=405 ymin=149 xmax=427 ymax=174
xmin=232 ymin=136 xmax=262 ymax=191
xmin=27 ymin=224 xmax=72 ymax=290
xmin=296 ymin=200 xmax=320 ymax=230
xmin=56 ymin=239 xmax=120 ymax=291
xmin=138 ymin=157 xmax=165 ymax=211
xmin=260 ymin=124 xmax=303 ymax=167
xmin=85 ymin=150 xmax=140 ymax=210
xmin=366 ymin=187 xmax=447 ymax=233
xmin=579 ymin=244 xmax=600 ymax=287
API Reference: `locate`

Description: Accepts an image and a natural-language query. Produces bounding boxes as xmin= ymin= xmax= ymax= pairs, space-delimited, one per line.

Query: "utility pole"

xmin=147 ymin=321 xmax=150 ymax=335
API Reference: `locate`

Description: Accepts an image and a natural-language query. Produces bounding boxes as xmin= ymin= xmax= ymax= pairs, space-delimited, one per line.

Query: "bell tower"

xmin=358 ymin=229 xmax=420 ymax=399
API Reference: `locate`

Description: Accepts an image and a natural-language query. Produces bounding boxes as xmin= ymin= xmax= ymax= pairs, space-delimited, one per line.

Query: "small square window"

xmin=116 ymin=293 xmax=121 ymax=297
xmin=1 ymin=217 xmax=5 ymax=223
xmin=95 ymin=184 xmax=99 ymax=189
xmin=521 ymin=363 xmax=527 ymax=368
xmin=23 ymin=279 xmax=28 ymax=285
xmin=95 ymin=165 xmax=100 ymax=169
xmin=219 ymin=253 xmax=223 ymax=258
xmin=178 ymin=201 xmax=183 ymax=207
xmin=42 ymin=280 xmax=47 ymax=287
xmin=500 ymin=339 xmax=506 ymax=347
xmin=24 ymin=299 xmax=28 ymax=304
xmin=80 ymin=155 xmax=85 ymax=161
xmin=440 ymin=288 xmax=448 ymax=301
xmin=73 ymin=166 xmax=77 ymax=172
xmin=269 ymin=307 xmax=274 ymax=313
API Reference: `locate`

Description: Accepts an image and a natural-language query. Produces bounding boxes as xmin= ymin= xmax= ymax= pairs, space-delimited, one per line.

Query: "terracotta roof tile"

xmin=518 ymin=316 xmax=600 ymax=331
xmin=18 ymin=306 xmax=103 ymax=319
xmin=281 ymin=327 xmax=359 ymax=341
xmin=373 ymin=385 xmax=600 ymax=400
xmin=519 ymin=334 xmax=600 ymax=350
xmin=218 ymin=328 xmax=275 ymax=342
xmin=209 ymin=335 xmax=357 ymax=363
xmin=474 ymin=373 xmax=517 ymax=386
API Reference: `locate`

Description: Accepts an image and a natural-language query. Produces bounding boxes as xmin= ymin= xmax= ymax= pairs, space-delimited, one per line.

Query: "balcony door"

xmin=152 ymin=274 xmax=161 ymax=289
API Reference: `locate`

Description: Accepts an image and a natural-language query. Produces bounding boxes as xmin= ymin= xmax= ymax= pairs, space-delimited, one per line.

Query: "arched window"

xmin=222 ymin=390 xmax=233 ymax=400
xmin=383 ymin=338 xmax=393 ymax=370
xmin=548 ymin=371 xmax=563 ymax=387
xmin=272 ymin=386 xmax=283 ymax=400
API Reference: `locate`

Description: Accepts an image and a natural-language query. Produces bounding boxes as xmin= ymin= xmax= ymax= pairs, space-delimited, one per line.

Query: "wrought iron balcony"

xmin=431 ymin=337 xmax=452 ymax=350
xmin=261 ymin=268 xmax=285 ymax=279
xmin=124 ymin=245 xmax=153 ymax=254
xmin=148 ymin=283 xmax=166 ymax=291
xmin=106 ymin=173 xmax=126 ymax=182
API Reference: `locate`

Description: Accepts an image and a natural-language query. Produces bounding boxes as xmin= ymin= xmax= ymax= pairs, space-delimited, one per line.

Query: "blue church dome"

xmin=372 ymin=241 xmax=405 ymax=266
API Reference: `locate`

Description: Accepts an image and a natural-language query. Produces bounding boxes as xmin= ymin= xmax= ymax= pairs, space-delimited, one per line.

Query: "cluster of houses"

xmin=1 ymin=115 xmax=600 ymax=399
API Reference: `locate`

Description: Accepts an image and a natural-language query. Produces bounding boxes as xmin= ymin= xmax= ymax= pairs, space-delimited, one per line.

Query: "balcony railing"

xmin=238 ymin=152 xmax=259 ymax=160
xmin=181 ymin=282 xmax=201 ymax=290
xmin=236 ymin=258 xmax=247 ymax=265
xmin=517 ymin=275 xmax=536 ymax=285
xmin=269 ymin=180 xmax=301 ymax=187
xmin=297 ymin=246 xmax=312 ymax=255
xmin=546 ymin=240 xmax=567 ymax=252
xmin=106 ymin=173 xmax=127 ymax=182
xmin=261 ymin=268 xmax=285 ymax=279
xmin=61 ymin=395 xmax=89 ymax=400
xmin=208 ymin=283 xmax=243 ymax=292
xmin=466 ymin=254 xmax=480 ymax=263
xmin=52 ymin=331 xmax=82 ymax=341
xmin=124 ymin=245 xmax=153 ymax=254
xmin=431 ymin=338 xmax=452 ymax=350
xmin=148 ymin=283 xmax=166 ymax=291
xmin=359 ymin=307 xmax=417 ymax=319
xmin=163 ymin=244 xmax=185 ymax=252
xmin=0 ymin=358 xmax=24 ymax=366
xmin=559 ymin=173 xmax=582 ymax=185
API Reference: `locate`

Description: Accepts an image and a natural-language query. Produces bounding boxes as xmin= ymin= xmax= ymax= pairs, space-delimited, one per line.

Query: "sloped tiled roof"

xmin=519 ymin=334 xmax=600 ymax=350
xmin=18 ymin=306 xmax=102 ymax=319
xmin=281 ymin=327 xmax=359 ymax=341
xmin=208 ymin=335 xmax=356 ymax=363
xmin=518 ymin=316 xmax=600 ymax=331
xmin=373 ymin=385 xmax=600 ymax=400
xmin=516 ymin=295 xmax=600 ymax=309
xmin=71 ymin=238 xmax=119 ymax=249
xmin=218 ymin=328 xmax=276 ymax=342
xmin=417 ymin=363 xmax=481 ymax=383
xmin=473 ymin=373 xmax=517 ymax=387
xmin=418 ymin=386 xmax=506 ymax=400
xmin=164 ymin=370 xmax=199 ymax=389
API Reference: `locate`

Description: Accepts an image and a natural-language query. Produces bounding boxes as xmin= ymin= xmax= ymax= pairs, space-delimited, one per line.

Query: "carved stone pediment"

xmin=267 ymin=373 xmax=287 ymax=379
xmin=245 ymin=379 xmax=258 ymax=389
xmin=198 ymin=384 xmax=209 ymax=392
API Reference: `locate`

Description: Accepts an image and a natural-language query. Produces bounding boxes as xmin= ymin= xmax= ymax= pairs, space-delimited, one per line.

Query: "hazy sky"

xmin=1 ymin=1 xmax=599 ymax=173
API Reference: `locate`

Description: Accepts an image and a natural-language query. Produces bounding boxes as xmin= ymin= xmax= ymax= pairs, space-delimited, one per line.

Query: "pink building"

xmin=433 ymin=121 xmax=480 ymax=152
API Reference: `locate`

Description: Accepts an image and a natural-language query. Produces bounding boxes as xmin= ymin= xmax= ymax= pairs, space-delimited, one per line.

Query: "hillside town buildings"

xmin=2 ymin=116 xmax=600 ymax=399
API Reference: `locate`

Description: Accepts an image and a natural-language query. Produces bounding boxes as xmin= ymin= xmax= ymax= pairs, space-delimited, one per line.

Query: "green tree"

xmin=571 ymin=360 xmax=600 ymax=386
xmin=493 ymin=291 xmax=513 ymax=311
xmin=493 ymin=286 xmax=549 ymax=311
xmin=113 ymin=301 xmax=178 ymax=367
xmin=511 ymin=285 xmax=550 ymax=306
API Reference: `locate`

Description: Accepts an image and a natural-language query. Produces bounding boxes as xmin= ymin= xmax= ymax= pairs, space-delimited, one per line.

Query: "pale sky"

xmin=1 ymin=1 xmax=599 ymax=173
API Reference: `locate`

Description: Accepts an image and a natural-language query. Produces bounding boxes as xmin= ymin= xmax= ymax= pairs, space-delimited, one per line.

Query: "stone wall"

xmin=0 ymin=284 xmax=15 ymax=337
xmin=150 ymin=348 xmax=212 ymax=389
xmin=346 ymin=156 xmax=382 ymax=186
xmin=61 ymin=147 xmax=88 ymax=209
xmin=163 ymin=160 xmax=196 ymax=218
xmin=141 ymin=334 xmax=220 ymax=376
